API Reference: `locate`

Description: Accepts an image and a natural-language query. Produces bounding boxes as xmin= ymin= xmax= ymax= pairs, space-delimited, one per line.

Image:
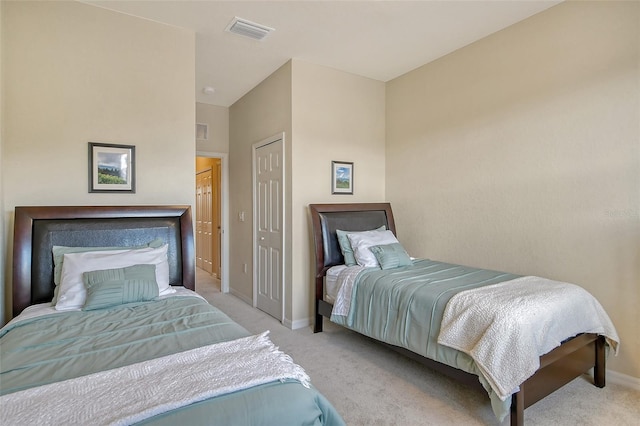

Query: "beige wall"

xmin=1 ymin=1 xmax=196 ymax=323
xmin=291 ymin=60 xmax=386 ymax=324
xmin=386 ymin=1 xmax=639 ymax=379
xmin=229 ymin=61 xmax=293 ymax=308
xmin=196 ymin=102 xmax=229 ymax=153
xmin=0 ymin=0 xmax=4 ymax=329
xmin=229 ymin=59 xmax=385 ymax=327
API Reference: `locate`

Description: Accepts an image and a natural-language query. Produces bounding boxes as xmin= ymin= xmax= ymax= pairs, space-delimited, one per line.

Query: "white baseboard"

xmin=228 ymin=288 xmax=252 ymax=306
xmin=608 ymin=370 xmax=640 ymax=391
xmin=285 ymin=317 xmax=311 ymax=330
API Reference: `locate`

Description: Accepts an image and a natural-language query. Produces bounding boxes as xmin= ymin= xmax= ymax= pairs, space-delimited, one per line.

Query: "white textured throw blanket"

xmin=0 ymin=332 xmax=310 ymax=426
xmin=332 ymin=265 xmax=366 ymax=317
xmin=437 ymin=276 xmax=619 ymax=401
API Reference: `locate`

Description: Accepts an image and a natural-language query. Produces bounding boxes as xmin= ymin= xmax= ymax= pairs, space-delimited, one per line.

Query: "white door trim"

xmin=251 ymin=133 xmax=285 ymax=321
xmin=196 ymin=151 xmax=229 ymax=293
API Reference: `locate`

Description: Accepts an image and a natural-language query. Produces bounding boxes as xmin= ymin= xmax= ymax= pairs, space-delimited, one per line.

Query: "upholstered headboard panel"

xmin=12 ymin=205 xmax=194 ymax=316
xmin=309 ymin=203 xmax=396 ymax=278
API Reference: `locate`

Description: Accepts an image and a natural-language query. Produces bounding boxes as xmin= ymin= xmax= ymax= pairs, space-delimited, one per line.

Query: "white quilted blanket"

xmin=437 ymin=276 xmax=619 ymax=401
xmin=331 ymin=265 xmax=366 ymax=317
xmin=0 ymin=332 xmax=310 ymax=426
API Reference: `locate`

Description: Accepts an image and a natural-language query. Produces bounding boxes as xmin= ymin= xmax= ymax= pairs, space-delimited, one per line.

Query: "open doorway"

xmin=195 ymin=152 xmax=229 ymax=293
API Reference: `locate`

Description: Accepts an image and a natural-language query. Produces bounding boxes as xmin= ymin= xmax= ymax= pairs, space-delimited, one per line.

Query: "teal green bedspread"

xmin=331 ymin=259 xmax=519 ymax=419
xmin=0 ymin=295 xmax=344 ymax=425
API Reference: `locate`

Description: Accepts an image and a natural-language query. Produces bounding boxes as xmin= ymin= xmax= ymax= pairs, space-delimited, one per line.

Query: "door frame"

xmin=196 ymin=151 xmax=229 ymax=293
xmin=251 ymin=132 xmax=285 ymax=321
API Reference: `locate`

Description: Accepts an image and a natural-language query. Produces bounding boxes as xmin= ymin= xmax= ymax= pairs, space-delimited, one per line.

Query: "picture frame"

xmin=88 ymin=142 xmax=136 ymax=193
xmin=331 ymin=160 xmax=353 ymax=195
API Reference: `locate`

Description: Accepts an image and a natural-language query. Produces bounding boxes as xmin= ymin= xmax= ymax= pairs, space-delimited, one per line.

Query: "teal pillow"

xmin=369 ymin=243 xmax=413 ymax=270
xmin=82 ymin=264 xmax=159 ymax=311
xmin=336 ymin=226 xmax=385 ymax=266
xmin=51 ymin=238 xmax=164 ymax=302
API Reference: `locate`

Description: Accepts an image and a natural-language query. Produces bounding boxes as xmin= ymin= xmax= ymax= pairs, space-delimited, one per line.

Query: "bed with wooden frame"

xmin=309 ymin=202 xmax=613 ymax=426
xmin=2 ymin=205 xmax=344 ymax=426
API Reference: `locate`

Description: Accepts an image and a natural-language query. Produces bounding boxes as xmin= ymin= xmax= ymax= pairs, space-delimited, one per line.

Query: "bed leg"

xmin=594 ymin=335 xmax=606 ymax=388
xmin=314 ymin=314 xmax=323 ymax=333
xmin=314 ymin=302 xmax=323 ymax=333
xmin=510 ymin=390 xmax=524 ymax=426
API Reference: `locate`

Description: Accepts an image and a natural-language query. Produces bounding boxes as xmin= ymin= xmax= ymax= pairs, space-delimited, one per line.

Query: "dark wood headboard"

xmin=309 ymin=203 xmax=396 ymax=277
xmin=12 ymin=205 xmax=195 ymax=317
xmin=308 ymin=203 xmax=395 ymax=332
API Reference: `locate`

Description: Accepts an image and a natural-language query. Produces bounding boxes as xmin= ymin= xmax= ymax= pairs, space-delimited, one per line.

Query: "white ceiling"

xmin=85 ymin=1 xmax=562 ymax=107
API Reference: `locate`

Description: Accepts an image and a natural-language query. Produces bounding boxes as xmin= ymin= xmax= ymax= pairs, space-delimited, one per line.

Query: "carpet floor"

xmin=195 ymin=268 xmax=639 ymax=426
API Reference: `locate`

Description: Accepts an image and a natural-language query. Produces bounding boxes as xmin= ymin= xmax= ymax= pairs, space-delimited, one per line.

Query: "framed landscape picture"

xmin=89 ymin=142 xmax=136 ymax=193
xmin=331 ymin=160 xmax=353 ymax=195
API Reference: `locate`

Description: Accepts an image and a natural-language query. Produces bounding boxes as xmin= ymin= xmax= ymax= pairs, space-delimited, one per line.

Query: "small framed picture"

xmin=331 ymin=160 xmax=353 ymax=195
xmin=88 ymin=142 xmax=136 ymax=193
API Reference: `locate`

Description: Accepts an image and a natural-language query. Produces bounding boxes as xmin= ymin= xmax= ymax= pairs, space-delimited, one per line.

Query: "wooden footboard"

xmin=509 ymin=333 xmax=605 ymax=426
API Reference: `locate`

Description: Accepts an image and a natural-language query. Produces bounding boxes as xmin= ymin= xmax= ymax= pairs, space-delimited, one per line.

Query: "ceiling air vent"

xmin=225 ymin=17 xmax=274 ymax=41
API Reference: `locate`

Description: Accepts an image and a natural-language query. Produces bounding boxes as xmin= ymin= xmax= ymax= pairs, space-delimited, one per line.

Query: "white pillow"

xmin=347 ymin=230 xmax=400 ymax=267
xmin=56 ymin=245 xmax=173 ymax=311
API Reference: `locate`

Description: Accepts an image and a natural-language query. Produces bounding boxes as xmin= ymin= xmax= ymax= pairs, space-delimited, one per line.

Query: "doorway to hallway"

xmin=195 ymin=153 xmax=228 ymax=292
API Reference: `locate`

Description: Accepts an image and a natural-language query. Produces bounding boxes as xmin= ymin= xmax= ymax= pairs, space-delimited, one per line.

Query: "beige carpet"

xmin=195 ymin=268 xmax=639 ymax=426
